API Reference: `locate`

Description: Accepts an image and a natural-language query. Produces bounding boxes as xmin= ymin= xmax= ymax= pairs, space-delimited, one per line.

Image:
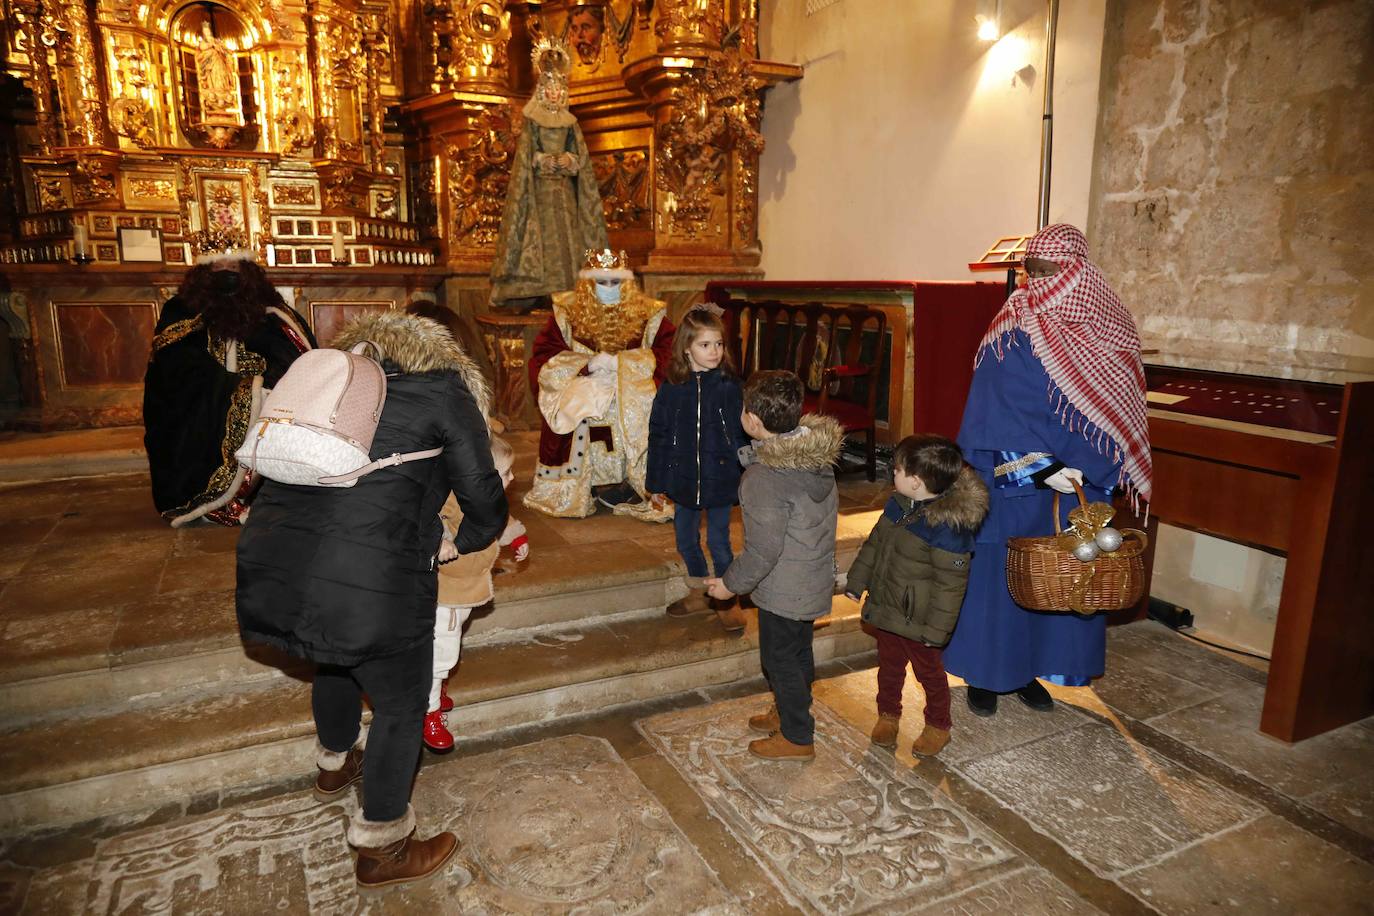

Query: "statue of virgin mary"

xmin=489 ymin=36 xmax=609 ymax=308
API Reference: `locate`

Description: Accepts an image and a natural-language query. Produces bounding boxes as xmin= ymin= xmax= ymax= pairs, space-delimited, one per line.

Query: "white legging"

xmin=430 ymin=604 xmax=475 ymax=713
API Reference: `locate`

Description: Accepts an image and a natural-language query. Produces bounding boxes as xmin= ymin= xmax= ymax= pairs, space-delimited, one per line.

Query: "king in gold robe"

xmin=524 ymin=275 xmax=675 ymax=520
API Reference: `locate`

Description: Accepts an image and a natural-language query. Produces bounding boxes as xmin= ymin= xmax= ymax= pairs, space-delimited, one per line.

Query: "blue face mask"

xmin=593 ymin=281 xmax=621 ymax=305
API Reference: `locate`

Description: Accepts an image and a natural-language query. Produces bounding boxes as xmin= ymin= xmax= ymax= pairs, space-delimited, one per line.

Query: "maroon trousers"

xmin=875 ymin=629 xmax=952 ymax=730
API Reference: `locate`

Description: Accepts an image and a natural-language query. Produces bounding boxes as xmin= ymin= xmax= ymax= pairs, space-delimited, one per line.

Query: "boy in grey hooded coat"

xmin=708 ymin=371 xmax=843 ymax=760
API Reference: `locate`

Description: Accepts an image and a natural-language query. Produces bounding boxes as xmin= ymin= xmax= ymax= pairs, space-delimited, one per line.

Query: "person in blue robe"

xmin=943 ymin=224 xmax=1151 ymax=716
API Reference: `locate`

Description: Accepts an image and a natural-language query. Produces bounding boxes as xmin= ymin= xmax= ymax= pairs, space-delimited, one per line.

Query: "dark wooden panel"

xmin=1150 ymin=450 xmax=1299 ymax=551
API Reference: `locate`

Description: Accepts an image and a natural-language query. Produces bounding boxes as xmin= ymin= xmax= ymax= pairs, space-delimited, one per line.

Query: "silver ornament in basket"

xmin=1094 ymin=527 xmax=1124 ymax=553
xmin=1071 ymin=540 xmax=1101 ymax=563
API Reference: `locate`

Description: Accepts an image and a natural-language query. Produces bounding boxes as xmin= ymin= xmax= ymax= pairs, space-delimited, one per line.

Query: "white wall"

xmin=757 ymin=0 xmax=1107 ymax=281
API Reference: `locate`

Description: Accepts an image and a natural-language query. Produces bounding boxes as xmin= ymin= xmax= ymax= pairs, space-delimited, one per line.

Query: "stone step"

xmin=0 ymin=596 xmax=870 ymax=832
xmin=0 ymin=538 xmax=685 ymax=723
xmin=0 ymin=520 xmax=867 ymax=724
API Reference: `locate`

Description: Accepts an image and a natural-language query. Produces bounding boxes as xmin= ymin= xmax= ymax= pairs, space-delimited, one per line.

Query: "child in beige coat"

xmin=425 ymin=435 xmax=528 ymax=751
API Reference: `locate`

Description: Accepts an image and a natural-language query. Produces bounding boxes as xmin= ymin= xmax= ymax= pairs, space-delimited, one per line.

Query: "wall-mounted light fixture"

xmin=976 ymin=0 xmax=1001 ymax=41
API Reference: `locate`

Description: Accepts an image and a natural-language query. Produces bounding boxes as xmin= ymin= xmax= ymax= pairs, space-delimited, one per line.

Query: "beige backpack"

xmin=235 ymin=341 xmax=441 ymax=487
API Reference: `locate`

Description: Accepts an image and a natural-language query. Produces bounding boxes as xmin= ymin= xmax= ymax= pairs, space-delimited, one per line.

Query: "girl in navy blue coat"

xmin=647 ymin=306 xmax=748 ymax=628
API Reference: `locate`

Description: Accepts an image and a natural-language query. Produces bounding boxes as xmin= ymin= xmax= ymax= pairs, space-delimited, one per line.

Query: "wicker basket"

xmin=1005 ymin=481 xmax=1148 ymax=615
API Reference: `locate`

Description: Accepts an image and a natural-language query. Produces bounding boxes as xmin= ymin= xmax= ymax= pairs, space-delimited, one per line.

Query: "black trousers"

xmin=313 ymin=639 xmax=431 ymax=823
xmin=758 ymin=608 xmax=816 ymax=745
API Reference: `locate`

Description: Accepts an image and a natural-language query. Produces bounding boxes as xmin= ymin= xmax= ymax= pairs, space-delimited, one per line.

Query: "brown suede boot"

xmin=748 ymin=732 xmax=815 ymax=761
xmin=712 ymin=597 xmax=747 ymax=632
xmin=349 ymin=807 xmax=458 ymax=893
xmin=911 ymin=725 xmax=951 ymax=757
xmin=313 ymin=739 xmax=365 ymax=802
xmin=870 ymin=713 xmax=900 ymax=748
xmin=748 ymin=705 xmax=780 ymax=733
xmin=666 ymin=588 xmax=711 ymax=617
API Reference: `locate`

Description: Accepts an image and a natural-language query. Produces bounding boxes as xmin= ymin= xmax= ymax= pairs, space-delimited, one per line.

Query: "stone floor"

xmin=3 ymin=621 xmax=1372 ymax=915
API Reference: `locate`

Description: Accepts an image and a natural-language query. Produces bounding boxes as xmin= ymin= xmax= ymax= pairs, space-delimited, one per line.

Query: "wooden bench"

xmin=710 ymin=298 xmax=886 ymax=480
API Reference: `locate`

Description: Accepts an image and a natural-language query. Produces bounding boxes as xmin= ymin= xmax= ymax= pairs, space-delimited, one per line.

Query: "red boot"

xmin=422 ymin=711 xmax=453 ymax=752
xmin=439 ymin=685 xmax=454 ymax=713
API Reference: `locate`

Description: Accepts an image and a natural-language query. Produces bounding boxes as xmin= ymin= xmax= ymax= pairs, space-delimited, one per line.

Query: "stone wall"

xmin=1088 ymin=0 xmax=1374 ymax=359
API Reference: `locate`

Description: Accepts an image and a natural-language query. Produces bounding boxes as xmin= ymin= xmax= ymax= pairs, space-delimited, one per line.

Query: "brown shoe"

xmin=870 ymin=713 xmax=900 ymax=748
xmin=911 ymin=725 xmax=951 ymax=757
xmin=350 ymin=807 xmax=458 ymax=893
xmin=748 ymin=732 xmax=815 ymax=761
xmin=748 ymin=705 xmax=780 ymax=733
xmin=712 ymin=598 xmax=747 ymax=632
xmin=666 ymin=589 xmax=711 ymax=617
xmin=314 ymin=746 xmax=364 ymax=802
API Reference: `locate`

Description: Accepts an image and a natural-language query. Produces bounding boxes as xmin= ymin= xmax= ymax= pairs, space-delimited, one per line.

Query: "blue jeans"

xmin=674 ymin=504 xmax=734 ymax=578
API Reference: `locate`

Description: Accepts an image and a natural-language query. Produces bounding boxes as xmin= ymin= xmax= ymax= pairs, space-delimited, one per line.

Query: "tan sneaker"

xmin=666 ymin=588 xmax=711 ymax=617
xmin=911 ymin=725 xmax=951 ymax=757
xmin=870 ymin=713 xmax=900 ymax=748
xmin=748 ymin=732 xmax=815 ymax=761
xmin=748 ymin=705 xmax=780 ymax=733
xmin=712 ymin=597 xmax=747 ymax=632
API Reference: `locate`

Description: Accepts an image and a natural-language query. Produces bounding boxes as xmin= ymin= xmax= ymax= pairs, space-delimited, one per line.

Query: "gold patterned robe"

xmin=524 ymin=280 xmax=675 ymax=520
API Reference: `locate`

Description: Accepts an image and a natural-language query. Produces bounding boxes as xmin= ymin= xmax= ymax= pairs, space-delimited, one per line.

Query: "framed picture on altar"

xmin=118 ymin=227 xmax=164 ymax=263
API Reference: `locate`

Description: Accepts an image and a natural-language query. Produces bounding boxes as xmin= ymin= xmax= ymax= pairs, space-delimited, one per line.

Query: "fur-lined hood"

xmin=746 ymin=413 xmax=844 ymax=494
xmin=896 ymin=465 xmax=989 ymax=533
xmin=334 ymin=311 xmax=491 ymax=416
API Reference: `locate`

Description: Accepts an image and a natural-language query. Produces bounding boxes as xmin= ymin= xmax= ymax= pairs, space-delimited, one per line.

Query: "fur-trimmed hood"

xmin=750 ymin=414 xmax=844 ymax=473
xmin=897 ymin=465 xmax=989 ymax=533
xmin=333 ymin=311 xmax=491 ymax=416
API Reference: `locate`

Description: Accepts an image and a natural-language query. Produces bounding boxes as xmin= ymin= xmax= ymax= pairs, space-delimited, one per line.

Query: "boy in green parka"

xmin=844 ymin=434 xmax=988 ymax=757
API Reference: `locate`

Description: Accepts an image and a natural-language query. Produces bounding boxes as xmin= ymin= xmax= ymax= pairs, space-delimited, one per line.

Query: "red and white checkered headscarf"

xmin=977 ymin=224 xmax=1152 ymax=504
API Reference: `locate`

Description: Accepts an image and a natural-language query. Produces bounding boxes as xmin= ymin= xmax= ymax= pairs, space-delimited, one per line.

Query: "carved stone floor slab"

xmin=956 ymin=720 xmax=1263 ymax=879
xmin=16 ymin=735 xmax=740 ymax=915
xmin=636 ymin=694 xmax=1100 ymax=915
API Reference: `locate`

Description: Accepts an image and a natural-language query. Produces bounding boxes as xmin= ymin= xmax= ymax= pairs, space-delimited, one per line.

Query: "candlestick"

xmin=72 ymin=223 xmax=92 ymax=264
xmin=331 ymin=227 xmax=347 ymax=265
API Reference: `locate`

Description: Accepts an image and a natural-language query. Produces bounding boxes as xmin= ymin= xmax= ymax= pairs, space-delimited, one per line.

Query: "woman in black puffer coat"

xmin=236 ymin=310 xmax=506 ymax=887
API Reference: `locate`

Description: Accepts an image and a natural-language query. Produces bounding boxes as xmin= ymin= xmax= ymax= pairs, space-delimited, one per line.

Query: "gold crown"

xmin=583 ymin=248 xmax=628 ymax=271
xmin=531 ymin=35 xmax=572 ymax=74
xmin=190 ymin=225 xmax=250 ymax=257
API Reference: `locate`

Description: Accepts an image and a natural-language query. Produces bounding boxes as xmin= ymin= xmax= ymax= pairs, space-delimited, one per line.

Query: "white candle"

xmin=331 ymin=227 xmax=347 ymax=263
xmin=72 ymin=224 xmax=89 ymax=258
xmin=187 ymin=201 xmax=201 ymax=231
xmin=265 ymin=243 xmax=276 ymax=267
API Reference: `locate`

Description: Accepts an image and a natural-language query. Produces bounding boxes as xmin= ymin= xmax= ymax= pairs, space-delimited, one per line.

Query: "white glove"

xmin=1043 ymin=467 xmax=1084 ymax=494
xmin=587 ymin=352 xmax=617 ymax=374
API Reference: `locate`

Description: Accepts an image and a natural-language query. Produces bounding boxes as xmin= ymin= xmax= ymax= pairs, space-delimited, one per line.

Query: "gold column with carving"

xmin=307 ymin=0 xmax=341 ymax=159
xmin=13 ymin=0 xmax=59 ymax=153
xmin=57 ymin=0 xmax=111 ymax=147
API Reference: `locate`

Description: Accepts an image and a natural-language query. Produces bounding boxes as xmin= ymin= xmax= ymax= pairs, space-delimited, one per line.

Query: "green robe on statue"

xmin=490 ymin=103 xmax=609 ymax=304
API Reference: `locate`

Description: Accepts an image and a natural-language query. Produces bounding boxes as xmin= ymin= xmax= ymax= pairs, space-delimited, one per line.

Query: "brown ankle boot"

xmin=712 ymin=597 xmax=747 ymax=632
xmin=349 ymin=807 xmax=458 ymax=892
xmin=911 ymin=725 xmax=951 ymax=757
xmin=870 ymin=713 xmax=900 ymax=748
xmin=748 ymin=705 xmax=780 ymax=733
xmin=314 ymin=741 xmax=364 ymax=802
xmin=666 ymin=588 xmax=711 ymax=617
xmin=748 ymin=732 xmax=815 ymax=761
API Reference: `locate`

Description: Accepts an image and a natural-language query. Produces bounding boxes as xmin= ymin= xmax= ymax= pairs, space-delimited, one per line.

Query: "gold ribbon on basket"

xmin=1053 ymin=497 xmax=1118 ymax=615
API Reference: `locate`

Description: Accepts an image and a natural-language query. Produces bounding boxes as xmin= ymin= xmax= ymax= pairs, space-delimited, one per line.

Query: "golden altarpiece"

xmin=0 ymin=0 xmax=798 ymax=428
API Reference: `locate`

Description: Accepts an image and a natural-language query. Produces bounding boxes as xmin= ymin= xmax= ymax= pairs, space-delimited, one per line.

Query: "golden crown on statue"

xmin=189 ymin=225 xmax=250 ymax=258
xmin=531 ymin=34 xmax=572 ymax=74
xmin=584 ymin=248 xmax=629 ymax=271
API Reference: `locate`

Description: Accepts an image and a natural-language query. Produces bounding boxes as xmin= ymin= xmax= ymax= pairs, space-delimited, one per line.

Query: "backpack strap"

xmin=317 ymin=447 xmax=443 ymax=485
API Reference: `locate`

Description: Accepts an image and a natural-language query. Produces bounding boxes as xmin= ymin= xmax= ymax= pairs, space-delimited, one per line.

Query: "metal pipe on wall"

xmin=1037 ymin=0 xmax=1060 ymax=230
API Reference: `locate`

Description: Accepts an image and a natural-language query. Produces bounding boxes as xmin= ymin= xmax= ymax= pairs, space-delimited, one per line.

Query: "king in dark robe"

xmin=143 ymin=241 xmax=314 ymax=526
